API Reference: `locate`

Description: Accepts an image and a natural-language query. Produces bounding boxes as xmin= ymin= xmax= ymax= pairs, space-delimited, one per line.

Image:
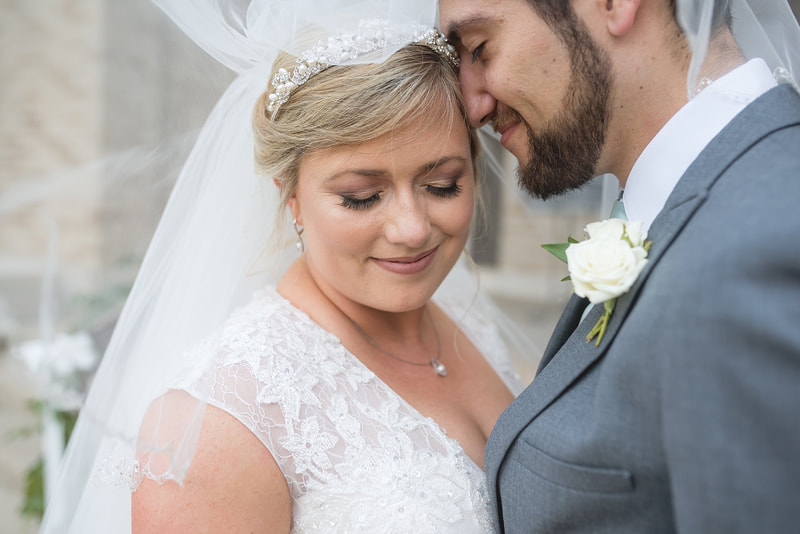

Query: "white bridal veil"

xmin=38 ymin=1 xmax=538 ymax=531
xmin=678 ymin=0 xmax=800 ymax=96
xmin=37 ymin=0 xmax=800 ymax=532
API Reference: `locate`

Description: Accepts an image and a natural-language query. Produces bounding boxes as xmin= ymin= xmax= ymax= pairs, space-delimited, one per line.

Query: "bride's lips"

xmin=371 ymin=247 xmax=439 ymax=275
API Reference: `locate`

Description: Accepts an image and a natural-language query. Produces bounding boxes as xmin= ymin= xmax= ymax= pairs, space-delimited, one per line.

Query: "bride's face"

xmin=291 ymin=117 xmax=474 ymax=313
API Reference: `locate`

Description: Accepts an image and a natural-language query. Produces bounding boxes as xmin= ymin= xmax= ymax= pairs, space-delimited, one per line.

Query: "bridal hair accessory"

xmin=347 ymin=308 xmax=447 ymax=377
xmin=267 ymin=21 xmax=459 ymax=116
xmin=292 ymin=218 xmax=305 ymax=253
xmin=543 ymin=219 xmax=651 ymax=345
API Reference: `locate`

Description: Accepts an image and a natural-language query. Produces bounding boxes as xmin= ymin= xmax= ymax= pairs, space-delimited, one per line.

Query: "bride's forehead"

xmin=312 ymin=113 xmax=466 ymax=157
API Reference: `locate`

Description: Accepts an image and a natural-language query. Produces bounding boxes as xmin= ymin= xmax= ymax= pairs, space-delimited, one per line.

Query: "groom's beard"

xmin=513 ymin=24 xmax=613 ymax=201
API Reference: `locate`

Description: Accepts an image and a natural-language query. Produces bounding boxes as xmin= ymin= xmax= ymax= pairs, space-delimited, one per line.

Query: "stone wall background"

xmin=1 ymin=1 xmax=798 ymax=531
xmin=0 ymin=1 xmax=231 ymax=530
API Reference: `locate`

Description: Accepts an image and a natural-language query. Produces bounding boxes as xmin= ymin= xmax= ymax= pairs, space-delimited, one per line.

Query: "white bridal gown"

xmin=174 ymin=287 xmax=523 ymax=533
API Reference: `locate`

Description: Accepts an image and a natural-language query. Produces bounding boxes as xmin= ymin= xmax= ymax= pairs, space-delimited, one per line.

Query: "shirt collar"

xmin=622 ymin=58 xmax=777 ymax=230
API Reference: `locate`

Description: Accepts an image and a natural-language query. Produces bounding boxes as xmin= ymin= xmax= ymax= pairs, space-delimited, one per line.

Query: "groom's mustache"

xmin=492 ymin=108 xmax=527 ymax=136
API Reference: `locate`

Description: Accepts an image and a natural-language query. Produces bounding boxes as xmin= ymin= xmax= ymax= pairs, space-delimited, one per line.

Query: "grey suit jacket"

xmin=486 ymin=84 xmax=800 ymax=533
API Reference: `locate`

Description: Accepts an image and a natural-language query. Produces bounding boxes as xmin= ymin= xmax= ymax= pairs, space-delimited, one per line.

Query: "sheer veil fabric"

xmin=39 ymin=0 xmax=800 ymax=531
xmin=38 ymin=1 xmax=538 ymax=532
xmin=679 ymin=0 xmax=800 ymax=96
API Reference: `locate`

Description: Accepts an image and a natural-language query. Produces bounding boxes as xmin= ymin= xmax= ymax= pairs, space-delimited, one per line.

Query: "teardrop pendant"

xmin=430 ymin=358 xmax=447 ymax=377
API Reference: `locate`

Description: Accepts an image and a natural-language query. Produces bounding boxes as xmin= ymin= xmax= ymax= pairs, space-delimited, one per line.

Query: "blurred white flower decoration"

xmin=10 ymin=331 xmax=100 ymax=519
xmin=13 ymin=332 xmax=99 ymax=411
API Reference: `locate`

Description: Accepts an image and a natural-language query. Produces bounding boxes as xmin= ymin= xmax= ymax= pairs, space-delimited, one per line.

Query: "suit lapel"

xmin=485 ymin=191 xmax=707 ymax=496
xmin=487 ymin=84 xmax=800 ymax=525
xmin=537 ymin=294 xmax=589 ymax=371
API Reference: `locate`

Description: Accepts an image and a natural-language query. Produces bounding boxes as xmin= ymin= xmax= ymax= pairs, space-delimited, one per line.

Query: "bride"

xmin=132 ymin=23 xmax=520 ymax=534
xmin=40 ymin=1 xmax=531 ymax=533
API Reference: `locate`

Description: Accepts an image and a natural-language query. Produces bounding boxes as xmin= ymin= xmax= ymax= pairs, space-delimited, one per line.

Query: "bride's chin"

xmin=360 ymin=282 xmax=439 ymax=314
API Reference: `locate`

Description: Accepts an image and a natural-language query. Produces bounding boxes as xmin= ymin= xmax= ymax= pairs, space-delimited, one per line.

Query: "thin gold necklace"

xmin=346 ymin=309 xmax=447 ymax=377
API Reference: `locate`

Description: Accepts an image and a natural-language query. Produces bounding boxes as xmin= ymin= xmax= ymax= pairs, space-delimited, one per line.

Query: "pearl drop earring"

xmin=293 ymin=218 xmax=305 ymax=254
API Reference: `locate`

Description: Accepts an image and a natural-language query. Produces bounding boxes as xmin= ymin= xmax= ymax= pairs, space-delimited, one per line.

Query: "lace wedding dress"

xmin=171 ymin=286 xmax=523 ymax=533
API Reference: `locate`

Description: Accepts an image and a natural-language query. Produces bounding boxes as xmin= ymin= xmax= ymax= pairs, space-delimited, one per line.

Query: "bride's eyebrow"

xmin=325 ymin=156 xmax=468 ymax=182
xmin=417 ymin=155 xmax=469 ymax=176
xmin=325 ymin=169 xmax=388 ymax=182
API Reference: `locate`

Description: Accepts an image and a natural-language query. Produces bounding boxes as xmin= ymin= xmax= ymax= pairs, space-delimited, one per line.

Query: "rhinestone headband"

xmin=267 ymin=21 xmax=459 ymax=117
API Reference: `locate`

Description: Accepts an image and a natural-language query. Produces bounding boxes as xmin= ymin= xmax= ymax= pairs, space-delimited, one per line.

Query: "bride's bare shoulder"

xmin=131 ymin=400 xmax=291 ymax=533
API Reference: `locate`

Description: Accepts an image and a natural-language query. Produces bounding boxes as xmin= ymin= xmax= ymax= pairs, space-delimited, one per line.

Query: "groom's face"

xmin=441 ymin=0 xmax=613 ymax=200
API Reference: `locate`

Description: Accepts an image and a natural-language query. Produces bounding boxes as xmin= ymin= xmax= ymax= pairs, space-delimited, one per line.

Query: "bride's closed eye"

xmin=426 ymin=182 xmax=463 ymax=199
xmin=336 ymin=166 xmax=467 ymax=210
xmin=339 ymin=192 xmax=381 ymax=210
xmin=338 ymin=182 xmax=462 ymax=210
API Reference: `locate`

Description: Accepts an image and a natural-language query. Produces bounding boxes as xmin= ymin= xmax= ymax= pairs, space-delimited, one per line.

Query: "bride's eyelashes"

xmin=337 ymin=180 xmax=464 ymax=211
xmin=426 ymin=182 xmax=463 ymax=198
xmin=339 ymin=193 xmax=381 ymax=210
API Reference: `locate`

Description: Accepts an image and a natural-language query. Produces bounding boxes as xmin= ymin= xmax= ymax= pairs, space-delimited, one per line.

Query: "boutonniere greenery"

xmin=543 ymin=218 xmax=651 ymax=345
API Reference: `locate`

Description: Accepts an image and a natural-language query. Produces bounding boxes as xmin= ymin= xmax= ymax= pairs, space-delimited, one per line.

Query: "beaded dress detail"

xmin=174 ymin=287 xmax=522 ymax=533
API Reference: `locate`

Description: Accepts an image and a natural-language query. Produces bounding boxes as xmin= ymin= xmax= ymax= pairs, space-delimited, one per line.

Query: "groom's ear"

xmin=603 ymin=0 xmax=641 ymax=37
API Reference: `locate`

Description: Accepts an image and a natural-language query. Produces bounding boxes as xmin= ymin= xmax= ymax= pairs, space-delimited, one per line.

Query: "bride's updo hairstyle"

xmin=253 ymin=40 xmax=480 ymax=232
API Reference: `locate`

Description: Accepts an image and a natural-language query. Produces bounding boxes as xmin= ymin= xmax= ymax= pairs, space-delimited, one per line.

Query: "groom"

xmin=440 ymin=0 xmax=800 ymax=532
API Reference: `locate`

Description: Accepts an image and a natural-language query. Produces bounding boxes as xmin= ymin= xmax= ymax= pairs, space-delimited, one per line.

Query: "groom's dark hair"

xmin=524 ymin=0 xmax=732 ymax=38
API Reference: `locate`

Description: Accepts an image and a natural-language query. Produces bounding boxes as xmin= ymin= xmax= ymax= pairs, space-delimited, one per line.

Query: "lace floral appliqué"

xmin=173 ymin=288 xmax=509 ymax=533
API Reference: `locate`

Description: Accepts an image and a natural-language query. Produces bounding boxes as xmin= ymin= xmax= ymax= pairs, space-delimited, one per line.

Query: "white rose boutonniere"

xmin=543 ymin=219 xmax=651 ymax=345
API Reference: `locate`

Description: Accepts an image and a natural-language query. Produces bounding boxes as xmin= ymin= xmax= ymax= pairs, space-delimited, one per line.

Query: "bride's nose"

xmin=383 ymin=195 xmax=431 ymax=248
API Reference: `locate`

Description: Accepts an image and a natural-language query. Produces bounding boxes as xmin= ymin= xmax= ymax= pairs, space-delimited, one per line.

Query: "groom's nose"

xmin=459 ymin=61 xmax=497 ymax=128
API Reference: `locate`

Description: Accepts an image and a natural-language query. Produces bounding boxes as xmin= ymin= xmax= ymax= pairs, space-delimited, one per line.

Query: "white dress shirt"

xmin=623 ymin=59 xmax=778 ymax=231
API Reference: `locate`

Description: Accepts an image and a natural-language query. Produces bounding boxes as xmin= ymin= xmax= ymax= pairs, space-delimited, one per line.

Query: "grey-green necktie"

xmin=610 ymin=196 xmax=628 ymax=220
